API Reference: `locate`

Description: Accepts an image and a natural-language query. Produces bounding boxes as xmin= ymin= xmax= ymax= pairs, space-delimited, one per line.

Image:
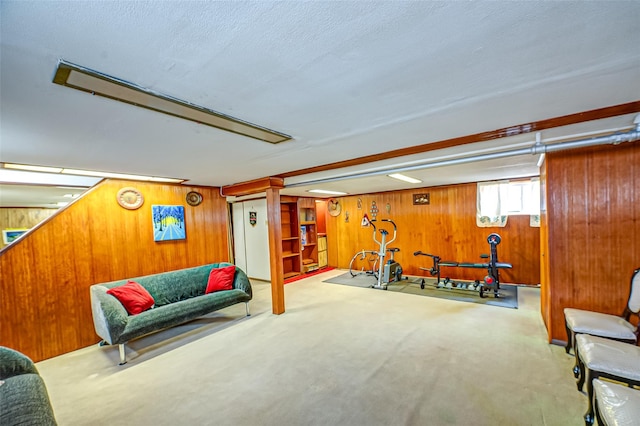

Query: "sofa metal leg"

xmin=118 ymin=344 xmax=127 ymax=365
xmin=245 ymin=302 xmax=251 ymax=316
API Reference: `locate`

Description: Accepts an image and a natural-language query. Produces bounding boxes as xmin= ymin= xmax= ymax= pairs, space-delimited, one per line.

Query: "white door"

xmin=231 ymin=202 xmax=248 ymax=273
xmin=232 ymin=199 xmax=270 ymax=281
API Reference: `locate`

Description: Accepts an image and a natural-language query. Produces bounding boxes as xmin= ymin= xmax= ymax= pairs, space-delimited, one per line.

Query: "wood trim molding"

xmin=278 ymin=100 xmax=640 ymax=178
xmin=222 ymin=177 xmax=285 ymax=197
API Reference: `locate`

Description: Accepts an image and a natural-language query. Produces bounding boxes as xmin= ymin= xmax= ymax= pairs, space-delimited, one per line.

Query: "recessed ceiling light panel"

xmin=308 ymin=189 xmax=348 ymax=195
xmin=388 ymin=173 xmax=422 ymax=184
xmin=2 ymin=163 xmax=184 ymax=184
xmin=52 ymin=60 xmax=292 ymax=144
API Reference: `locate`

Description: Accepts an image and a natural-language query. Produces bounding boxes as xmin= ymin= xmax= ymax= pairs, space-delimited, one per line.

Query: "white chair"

xmin=593 ymin=379 xmax=640 ymax=426
xmin=574 ymin=334 xmax=640 ymax=425
xmin=564 ymin=268 xmax=640 ymax=355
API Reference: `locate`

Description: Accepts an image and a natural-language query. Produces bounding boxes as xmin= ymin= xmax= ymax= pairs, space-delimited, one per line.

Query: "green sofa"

xmin=0 ymin=346 xmax=58 ymax=426
xmin=90 ymin=262 xmax=252 ymax=364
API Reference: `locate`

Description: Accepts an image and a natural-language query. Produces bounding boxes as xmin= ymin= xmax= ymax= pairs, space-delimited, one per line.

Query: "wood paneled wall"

xmin=543 ymin=142 xmax=640 ymax=343
xmin=326 ymin=182 xmax=540 ymax=285
xmin=0 ymin=179 xmax=229 ymax=362
xmin=0 ymin=208 xmax=57 ymax=248
xmin=539 ymin=163 xmax=551 ymax=330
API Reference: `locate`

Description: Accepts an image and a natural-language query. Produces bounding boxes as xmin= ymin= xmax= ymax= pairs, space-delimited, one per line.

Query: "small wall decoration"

xmin=249 ymin=210 xmax=257 ymax=227
xmin=2 ymin=228 xmax=28 ymax=244
xmin=328 ymin=198 xmax=341 ymax=217
xmin=413 ymin=193 xmax=430 ymax=205
xmin=357 ymin=198 xmax=362 ymax=209
xmin=370 ymin=201 xmax=378 ymax=220
xmin=386 ymin=203 xmax=391 ymax=214
xmin=345 ymin=211 xmax=349 ymax=223
xmin=186 ymin=191 xmax=203 ymax=206
xmin=117 ymin=187 xmax=144 ymax=210
xmin=361 ymin=213 xmax=370 ymax=227
xmin=152 ymin=205 xmax=186 ymax=241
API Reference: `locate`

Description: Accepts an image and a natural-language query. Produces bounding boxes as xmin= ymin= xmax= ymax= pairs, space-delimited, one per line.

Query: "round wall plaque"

xmin=116 ymin=187 xmax=144 ymax=210
xmin=327 ymin=198 xmax=341 ymax=217
xmin=186 ymin=191 xmax=203 ymax=206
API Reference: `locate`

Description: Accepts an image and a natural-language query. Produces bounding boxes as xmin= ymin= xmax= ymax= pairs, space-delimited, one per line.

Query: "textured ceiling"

xmin=1 ymin=1 xmax=639 ymax=206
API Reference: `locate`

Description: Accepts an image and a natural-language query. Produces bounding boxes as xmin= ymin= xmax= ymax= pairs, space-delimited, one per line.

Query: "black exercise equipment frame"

xmin=413 ymin=233 xmax=512 ymax=298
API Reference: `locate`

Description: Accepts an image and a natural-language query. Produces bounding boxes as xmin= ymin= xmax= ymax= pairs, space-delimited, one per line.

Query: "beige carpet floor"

xmin=37 ymin=269 xmax=586 ymax=425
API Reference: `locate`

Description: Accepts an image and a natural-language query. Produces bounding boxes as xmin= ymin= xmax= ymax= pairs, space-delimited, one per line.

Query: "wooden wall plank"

xmin=544 ymin=142 xmax=640 ymax=342
xmin=0 ymin=180 xmax=229 ymax=362
xmin=539 ymin=160 xmax=551 ymax=335
xmin=325 ymin=182 xmax=540 ymax=285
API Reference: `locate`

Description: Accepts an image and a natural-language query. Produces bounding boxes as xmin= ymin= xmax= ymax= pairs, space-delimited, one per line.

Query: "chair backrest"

xmin=627 ymin=267 xmax=640 ymax=314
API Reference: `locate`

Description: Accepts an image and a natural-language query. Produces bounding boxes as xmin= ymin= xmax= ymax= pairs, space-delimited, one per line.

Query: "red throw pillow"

xmin=206 ymin=265 xmax=236 ymax=294
xmin=107 ymin=280 xmax=155 ymax=315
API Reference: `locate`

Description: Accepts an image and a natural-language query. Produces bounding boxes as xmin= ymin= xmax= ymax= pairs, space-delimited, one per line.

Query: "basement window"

xmin=477 ymin=178 xmax=540 ymax=227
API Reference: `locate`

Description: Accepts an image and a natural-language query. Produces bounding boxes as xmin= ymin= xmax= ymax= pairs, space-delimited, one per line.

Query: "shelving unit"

xmin=298 ymin=198 xmax=319 ymax=273
xmin=317 ymin=235 xmax=327 ymax=268
xmin=280 ymin=197 xmax=301 ymax=279
xmin=279 ymin=196 xmax=321 ymax=279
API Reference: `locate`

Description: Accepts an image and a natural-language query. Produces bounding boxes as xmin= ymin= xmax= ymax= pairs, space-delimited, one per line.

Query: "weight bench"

xmin=574 ymin=334 xmax=640 ymax=425
xmin=413 ymin=233 xmax=512 ymax=298
xmin=592 ymin=379 xmax=640 ymax=426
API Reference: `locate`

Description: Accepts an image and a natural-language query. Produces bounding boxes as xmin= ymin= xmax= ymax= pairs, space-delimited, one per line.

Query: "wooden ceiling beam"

xmin=222 ymin=177 xmax=284 ymax=197
xmin=278 ymin=100 xmax=640 ymax=179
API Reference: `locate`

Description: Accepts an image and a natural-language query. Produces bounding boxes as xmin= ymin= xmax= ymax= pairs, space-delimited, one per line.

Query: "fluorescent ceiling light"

xmin=52 ymin=60 xmax=291 ymax=144
xmin=388 ymin=173 xmax=422 ymax=184
xmin=0 ymin=169 xmax=101 ymax=187
xmin=308 ymin=189 xmax=348 ymax=195
xmin=59 ymin=168 xmax=181 ymax=182
xmin=2 ymin=163 xmax=184 ymax=184
xmin=4 ymin=163 xmax=63 ymax=173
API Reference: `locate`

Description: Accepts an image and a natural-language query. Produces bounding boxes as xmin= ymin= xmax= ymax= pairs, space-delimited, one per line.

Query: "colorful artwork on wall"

xmin=152 ymin=205 xmax=186 ymax=241
xmin=2 ymin=229 xmax=28 ymax=244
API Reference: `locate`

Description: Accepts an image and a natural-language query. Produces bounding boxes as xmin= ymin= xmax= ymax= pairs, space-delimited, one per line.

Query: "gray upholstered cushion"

xmin=565 ymin=308 xmax=637 ymax=341
xmin=576 ymin=334 xmax=640 ymax=381
xmin=0 ymin=374 xmax=57 ymax=426
xmin=118 ymin=289 xmax=250 ymax=343
xmin=593 ymin=378 xmax=640 ymax=426
xmin=0 ymin=347 xmax=57 ymax=426
xmin=0 ymin=346 xmax=39 ymax=379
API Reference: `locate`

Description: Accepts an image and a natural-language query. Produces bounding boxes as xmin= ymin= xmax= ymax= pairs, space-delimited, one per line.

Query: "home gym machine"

xmin=413 ymin=233 xmax=512 ymax=298
xmin=370 ymin=219 xmax=406 ymax=290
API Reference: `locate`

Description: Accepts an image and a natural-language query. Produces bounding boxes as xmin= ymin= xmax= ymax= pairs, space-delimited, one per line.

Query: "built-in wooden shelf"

xmin=280 ymin=199 xmax=302 ymax=278
xmin=280 ymin=196 xmax=319 ymax=280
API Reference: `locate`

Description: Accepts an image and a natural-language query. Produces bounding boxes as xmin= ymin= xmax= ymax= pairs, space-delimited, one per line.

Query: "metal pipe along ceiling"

xmin=285 ymin=124 xmax=640 ymax=188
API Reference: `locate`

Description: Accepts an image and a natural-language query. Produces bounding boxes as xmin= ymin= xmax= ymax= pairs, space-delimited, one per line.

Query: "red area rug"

xmin=284 ymin=267 xmax=335 ymax=284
